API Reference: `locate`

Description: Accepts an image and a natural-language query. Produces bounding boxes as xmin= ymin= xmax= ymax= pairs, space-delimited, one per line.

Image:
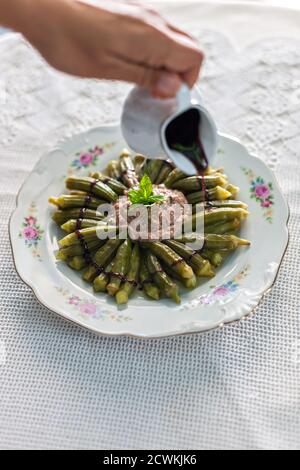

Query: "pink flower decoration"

xmin=94 ymin=147 xmax=103 ymax=155
xmin=255 ymin=184 xmax=270 ymax=199
xmin=25 ymin=216 xmax=37 ymax=226
xmin=80 ymin=153 xmax=93 ymax=165
xmin=213 ymin=286 xmax=229 ymax=297
xmin=79 ymin=303 xmax=97 ymax=316
xmin=23 ymin=227 xmax=38 ymax=241
xmin=261 ymin=200 xmax=272 ymax=208
xmin=69 ymin=296 xmax=80 ymax=306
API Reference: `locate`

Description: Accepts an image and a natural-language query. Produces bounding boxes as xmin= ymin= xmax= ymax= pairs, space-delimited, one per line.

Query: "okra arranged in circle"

xmin=50 ymin=149 xmax=250 ymax=305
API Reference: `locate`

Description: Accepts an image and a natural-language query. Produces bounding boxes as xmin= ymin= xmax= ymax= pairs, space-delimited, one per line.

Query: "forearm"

xmin=0 ymin=0 xmax=69 ymax=39
xmin=0 ymin=0 xmax=36 ymax=31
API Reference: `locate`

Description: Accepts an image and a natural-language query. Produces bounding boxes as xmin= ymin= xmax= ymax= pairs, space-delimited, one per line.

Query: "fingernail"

xmin=155 ymin=73 xmax=181 ymax=98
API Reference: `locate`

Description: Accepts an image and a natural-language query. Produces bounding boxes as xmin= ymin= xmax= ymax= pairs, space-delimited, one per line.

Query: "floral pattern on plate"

xmin=18 ymin=202 xmax=44 ymax=261
xmin=55 ymin=287 xmax=132 ymax=323
xmin=180 ymin=265 xmax=250 ymax=310
xmin=242 ymin=167 xmax=274 ymax=223
xmin=68 ymin=142 xmax=116 ymax=173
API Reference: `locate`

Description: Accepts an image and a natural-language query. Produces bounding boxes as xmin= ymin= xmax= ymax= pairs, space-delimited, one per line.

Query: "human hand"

xmin=6 ymin=0 xmax=204 ymax=98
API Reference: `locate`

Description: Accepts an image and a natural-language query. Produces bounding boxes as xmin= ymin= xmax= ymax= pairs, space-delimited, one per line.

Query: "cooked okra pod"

xmin=58 ymin=226 xmax=117 ymax=248
xmin=133 ymin=155 xmax=147 ymax=179
xmin=178 ymin=233 xmax=250 ymax=251
xmin=61 ymin=219 xmax=105 ymax=233
xmin=119 ymin=150 xmax=139 ymax=187
xmin=205 ymin=200 xmax=248 ymax=210
xmin=201 ymin=249 xmax=228 ymax=268
xmin=83 ymin=239 xmax=123 ymax=283
xmin=106 ymin=239 xmax=132 ymax=296
xmin=173 ymin=174 xmax=227 ymax=192
xmin=187 ymin=186 xmax=231 ymax=204
xmin=52 ymin=208 xmax=104 ymax=226
xmin=56 ymin=239 xmax=103 ymax=261
xmin=155 ymin=162 xmax=173 ymax=185
xmin=204 ymin=219 xmax=241 ymax=235
xmin=191 ymin=207 xmax=249 ymax=229
xmin=49 ymin=195 xmax=105 ymax=210
xmin=91 ymin=172 xmax=127 ymax=195
xmin=164 ymin=168 xmax=187 ymax=188
xmin=66 ymin=176 xmax=118 ymax=202
xmin=93 ymin=261 xmax=114 ymax=293
xmin=143 ymin=241 xmax=194 ymax=280
xmin=116 ymin=244 xmax=140 ymax=304
xmin=67 ymin=249 xmax=99 ymax=271
xmin=139 ymin=258 xmax=160 ymax=301
xmin=144 ymin=160 xmax=164 ymax=183
xmin=225 ymin=184 xmax=239 ymax=197
xmin=107 ymin=160 xmax=122 ymax=181
xmin=146 ymin=252 xmax=180 ymax=304
xmin=68 ymin=190 xmax=89 ymax=196
xmin=164 ymin=240 xmax=214 ymax=277
xmin=205 ymin=234 xmax=250 ymax=250
xmin=163 ymin=263 xmax=197 ymax=289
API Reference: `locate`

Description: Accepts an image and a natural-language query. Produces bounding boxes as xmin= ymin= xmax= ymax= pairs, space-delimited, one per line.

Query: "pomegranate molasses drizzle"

xmin=165 ymin=108 xmax=211 ymax=212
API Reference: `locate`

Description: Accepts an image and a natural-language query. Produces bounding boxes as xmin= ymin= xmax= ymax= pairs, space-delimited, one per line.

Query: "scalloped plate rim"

xmin=9 ymin=127 xmax=290 ymax=338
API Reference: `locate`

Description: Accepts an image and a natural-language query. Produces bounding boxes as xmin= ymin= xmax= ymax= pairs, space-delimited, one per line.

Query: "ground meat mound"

xmin=111 ymin=185 xmax=191 ymax=241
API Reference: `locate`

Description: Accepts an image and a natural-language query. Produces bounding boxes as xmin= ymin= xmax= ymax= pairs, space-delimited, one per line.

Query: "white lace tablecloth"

xmin=1 ymin=3 xmax=300 ymax=450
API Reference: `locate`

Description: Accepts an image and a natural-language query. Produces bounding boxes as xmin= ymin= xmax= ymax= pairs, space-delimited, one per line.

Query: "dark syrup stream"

xmin=165 ymin=108 xmax=212 ymax=208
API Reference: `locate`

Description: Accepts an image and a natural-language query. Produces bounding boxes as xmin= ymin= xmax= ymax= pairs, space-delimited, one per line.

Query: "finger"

xmin=151 ymin=72 xmax=182 ymax=99
xmin=163 ymin=38 xmax=204 ymax=87
xmin=181 ymin=53 xmax=204 ymax=88
xmin=98 ymin=55 xmax=182 ymax=98
xmin=135 ymin=29 xmax=204 ymax=87
xmin=166 ymin=22 xmax=197 ymax=43
xmin=126 ymin=1 xmax=161 ymax=18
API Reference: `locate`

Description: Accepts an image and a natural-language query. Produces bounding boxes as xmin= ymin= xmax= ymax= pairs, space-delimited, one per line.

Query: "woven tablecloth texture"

xmin=0 ymin=25 xmax=300 ymax=449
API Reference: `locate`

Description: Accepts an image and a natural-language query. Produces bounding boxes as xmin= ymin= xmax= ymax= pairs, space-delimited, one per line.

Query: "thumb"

xmin=148 ymin=71 xmax=182 ymax=99
xmin=103 ymin=56 xmax=183 ymax=98
xmin=113 ymin=58 xmax=182 ymax=98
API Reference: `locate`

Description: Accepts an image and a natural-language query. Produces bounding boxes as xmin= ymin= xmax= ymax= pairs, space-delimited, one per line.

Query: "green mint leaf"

xmin=147 ymin=195 xmax=165 ymax=203
xmin=128 ymin=189 xmax=141 ymax=204
xmin=140 ymin=174 xmax=153 ymax=199
xmin=128 ymin=173 xmax=165 ymax=205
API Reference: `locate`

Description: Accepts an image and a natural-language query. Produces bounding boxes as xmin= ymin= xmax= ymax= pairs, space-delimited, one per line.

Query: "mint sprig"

xmin=128 ymin=174 xmax=165 ymax=205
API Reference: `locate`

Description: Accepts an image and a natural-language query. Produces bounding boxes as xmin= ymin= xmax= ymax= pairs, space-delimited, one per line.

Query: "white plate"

xmin=10 ymin=125 xmax=289 ymax=338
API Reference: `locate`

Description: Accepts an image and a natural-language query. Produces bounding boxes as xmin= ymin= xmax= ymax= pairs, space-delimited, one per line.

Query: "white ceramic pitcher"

xmin=121 ymin=84 xmax=218 ymax=175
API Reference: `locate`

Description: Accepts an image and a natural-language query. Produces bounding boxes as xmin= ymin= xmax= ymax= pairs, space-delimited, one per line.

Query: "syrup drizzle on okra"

xmin=49 ymin=150 xmax=250 ymax=305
